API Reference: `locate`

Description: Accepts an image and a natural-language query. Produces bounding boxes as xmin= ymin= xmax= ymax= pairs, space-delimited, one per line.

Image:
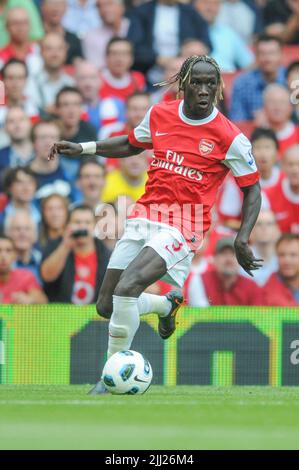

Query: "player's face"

xmin=183 ymin=62 xmax=218 ymax=118
xmin=278 ymin=240 xmax=299 ymax=280
xmin=0 ymin=239 xmax=15 ymax=275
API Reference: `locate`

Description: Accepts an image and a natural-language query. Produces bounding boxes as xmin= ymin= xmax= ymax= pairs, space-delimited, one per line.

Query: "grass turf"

xmin=0 ymin=385 xmax=299 ymax=450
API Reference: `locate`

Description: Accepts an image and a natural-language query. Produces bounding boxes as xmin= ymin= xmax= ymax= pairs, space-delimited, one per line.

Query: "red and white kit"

xmin=108 ymin=100 xmax=259 ymax=287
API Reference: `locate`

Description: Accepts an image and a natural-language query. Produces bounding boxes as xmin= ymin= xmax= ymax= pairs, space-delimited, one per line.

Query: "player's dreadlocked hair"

xmin=155 ymin=55 xmax=224 ymax=105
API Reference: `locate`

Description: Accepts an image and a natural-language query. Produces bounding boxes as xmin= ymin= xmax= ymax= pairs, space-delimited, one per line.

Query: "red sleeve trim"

xmin=128 ymin=129 xmax=153 ymax=150
xmin=234 ymin=171 xmax=260 ymax=188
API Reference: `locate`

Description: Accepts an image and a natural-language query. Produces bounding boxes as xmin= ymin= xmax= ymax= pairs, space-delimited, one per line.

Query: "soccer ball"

xmin=102 ymin=350 xmax=153 ymax=395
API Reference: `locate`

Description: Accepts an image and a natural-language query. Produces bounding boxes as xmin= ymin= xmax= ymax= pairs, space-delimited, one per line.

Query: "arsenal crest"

xmin=199 ymin=139 xmax=214 ymax=156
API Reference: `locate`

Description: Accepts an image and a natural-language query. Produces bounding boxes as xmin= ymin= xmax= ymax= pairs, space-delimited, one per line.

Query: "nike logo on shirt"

xmin=155 ymin=131 xmax=168 ymax=136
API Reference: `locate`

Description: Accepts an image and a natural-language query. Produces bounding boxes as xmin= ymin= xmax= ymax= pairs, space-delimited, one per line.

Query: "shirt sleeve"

xmin=223 ymin=133 xmax=259 ymax=187
xmin=128 ymin=107 xmax=153 ymax=149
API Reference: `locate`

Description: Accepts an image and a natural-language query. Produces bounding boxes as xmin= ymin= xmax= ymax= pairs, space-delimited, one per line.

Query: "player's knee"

xmin=114 ymin=273 xmax=145 ymax=297
xmin=96 ymin=296 xmax=112 ymax=319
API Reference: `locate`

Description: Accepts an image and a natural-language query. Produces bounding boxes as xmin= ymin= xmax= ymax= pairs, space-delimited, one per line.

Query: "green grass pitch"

xmin=0 ymin=385 xmax=299 ymax=450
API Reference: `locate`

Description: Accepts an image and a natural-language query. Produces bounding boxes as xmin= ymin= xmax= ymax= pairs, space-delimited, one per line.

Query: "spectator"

xmin=267 ymin=0 xmax=299 ymax=44
xmin=0 ymin=0 xmax=44 ymax=49
xmin=0 ymin=59 xmax=39 ymax=129
xmin=55 ymin=86 xmax=97 ymax=180
xmin=248 ymin=209 xmax=280 ymax=286
xmin=0 ymin=234 xmax=47 ymax=304
xmin=0 ymin=167 xmax=40 ymax=230
xmin=100 ymin=90 xmax=150 ymax=141
xmin=194 ymin=0 xmax=254 ymax=72
xmin=41 ymin=0 xmax=83 ymax=65
xmin=102 ymin=152 xmax=148 ymax=203
xmin=184 ymin=237 xmax=262 ymax=306
xmin=127 ymin=0 xmax=211 ymax=75
xmin=263 ymin=0 xmax=290 ymax=35
xmin=0 ymin=0 xmax=44 ymax=48
xmin=263 ymin=233 xmax=299 ymax=306
xmin=94 ymin=201 xmax=121 ymax=251
xmin=75 ymin=60 xmax=126 ymax=134
xmin=218 ymin=0 xmax=257 ymax=44
xmin=151 ymin=56 xmax=184 ymax=104
xmin=40 ymin=193 xmax=69 ymax=247
xmin=29 ymin=118 xmax=73 ymax=201
xmin=0 ymin=7 xmax=43 ymax=76
xmin=263 ymin=144 xmax=299 ymax=234
xmin=31 ymin=33 xmax=75 ymax=113
xmin=255 ymin=84 xmax=299 ymax=158
xmin=40 ymin=204 xmax=111 ymax=304
xmin=180 ymin=38 xmax=210 ymax=60
xmin=83 ymin=0 xmax=129 ymax=70
xmin=0 ymin=107 xmax=34 ymax=190
xmin=287 ymin=60 xmax=299 ymax=124
xmin=99 ymin=37 xmax=145 ymax=103
xmin=4 ymin=209 xmax=41 ymax=281
xmin=251 ymin=127 xmax=282 ymax=188
xmin=62 ymin=0 xmax=101 ymax=37
xmin=100 ymin=90 xmax=151 ymax=170
xmin=76 ymin=158 xmax=106 ymax=209
xmin=230 ymin=34 xmax=286 ymax=121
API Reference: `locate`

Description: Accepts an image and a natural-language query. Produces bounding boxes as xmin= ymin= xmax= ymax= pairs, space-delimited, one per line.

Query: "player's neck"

xmin=182 ymin=102 xmax=214 ymax=120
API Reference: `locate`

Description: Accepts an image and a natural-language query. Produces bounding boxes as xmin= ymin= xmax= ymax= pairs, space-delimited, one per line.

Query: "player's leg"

xmin=95 ymin=268 xmax=123 ymax=319
xmin=107 ymin=246 xmax=168 ymax=358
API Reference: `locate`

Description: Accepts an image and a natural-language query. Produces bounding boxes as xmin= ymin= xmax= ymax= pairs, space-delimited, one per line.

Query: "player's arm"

xmin=48 ymin=135 xmax=143 ymax=161
xmin=235 ymin=182 xmax=263 ymax=277
xmin=223 ymin=133 xmax=263 ymax=276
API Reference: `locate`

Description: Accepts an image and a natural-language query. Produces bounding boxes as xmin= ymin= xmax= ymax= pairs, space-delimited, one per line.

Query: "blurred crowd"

xmin=0 ymin=0 xmax=299 ymax=307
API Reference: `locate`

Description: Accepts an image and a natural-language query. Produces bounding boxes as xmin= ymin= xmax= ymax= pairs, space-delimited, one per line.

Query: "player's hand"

xmin=48 ymin=141 xmax=83 ymax=161
xmin=234 ymin=239 xmax=263 ymax=277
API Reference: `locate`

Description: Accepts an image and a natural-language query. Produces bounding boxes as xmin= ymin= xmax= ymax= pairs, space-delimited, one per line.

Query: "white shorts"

xmin=107 ymin=218 xmax=194 ymax=288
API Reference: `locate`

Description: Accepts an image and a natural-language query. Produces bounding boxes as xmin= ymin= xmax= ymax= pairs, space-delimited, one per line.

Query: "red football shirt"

xmin=128 ymin=100 xmax=259 ymax=251
xmin=276 ymin=122 xmax=299 ymax=159
xmin=99 ymin=70 xmax=145 ymax=102
xmin=262 ymin=273 xmax=298 ymax=306
xmin=184 ymin=269 xmax=262 ymax=306
xmin=72 ymin=251 xmax=97 ymax=305
xmin=264 ymin=176 xmax=299 ymax=234
xmin=0 ymin=269 xmax=40 ymax=304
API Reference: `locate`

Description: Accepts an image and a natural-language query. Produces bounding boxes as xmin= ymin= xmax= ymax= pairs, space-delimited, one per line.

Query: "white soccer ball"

xmin=102 ymin=350 xmax=153 ymax=395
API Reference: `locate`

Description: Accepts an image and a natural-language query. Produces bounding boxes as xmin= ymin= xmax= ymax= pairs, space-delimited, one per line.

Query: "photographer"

xmin=40 ymin=204 xmax=111 ymax=304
